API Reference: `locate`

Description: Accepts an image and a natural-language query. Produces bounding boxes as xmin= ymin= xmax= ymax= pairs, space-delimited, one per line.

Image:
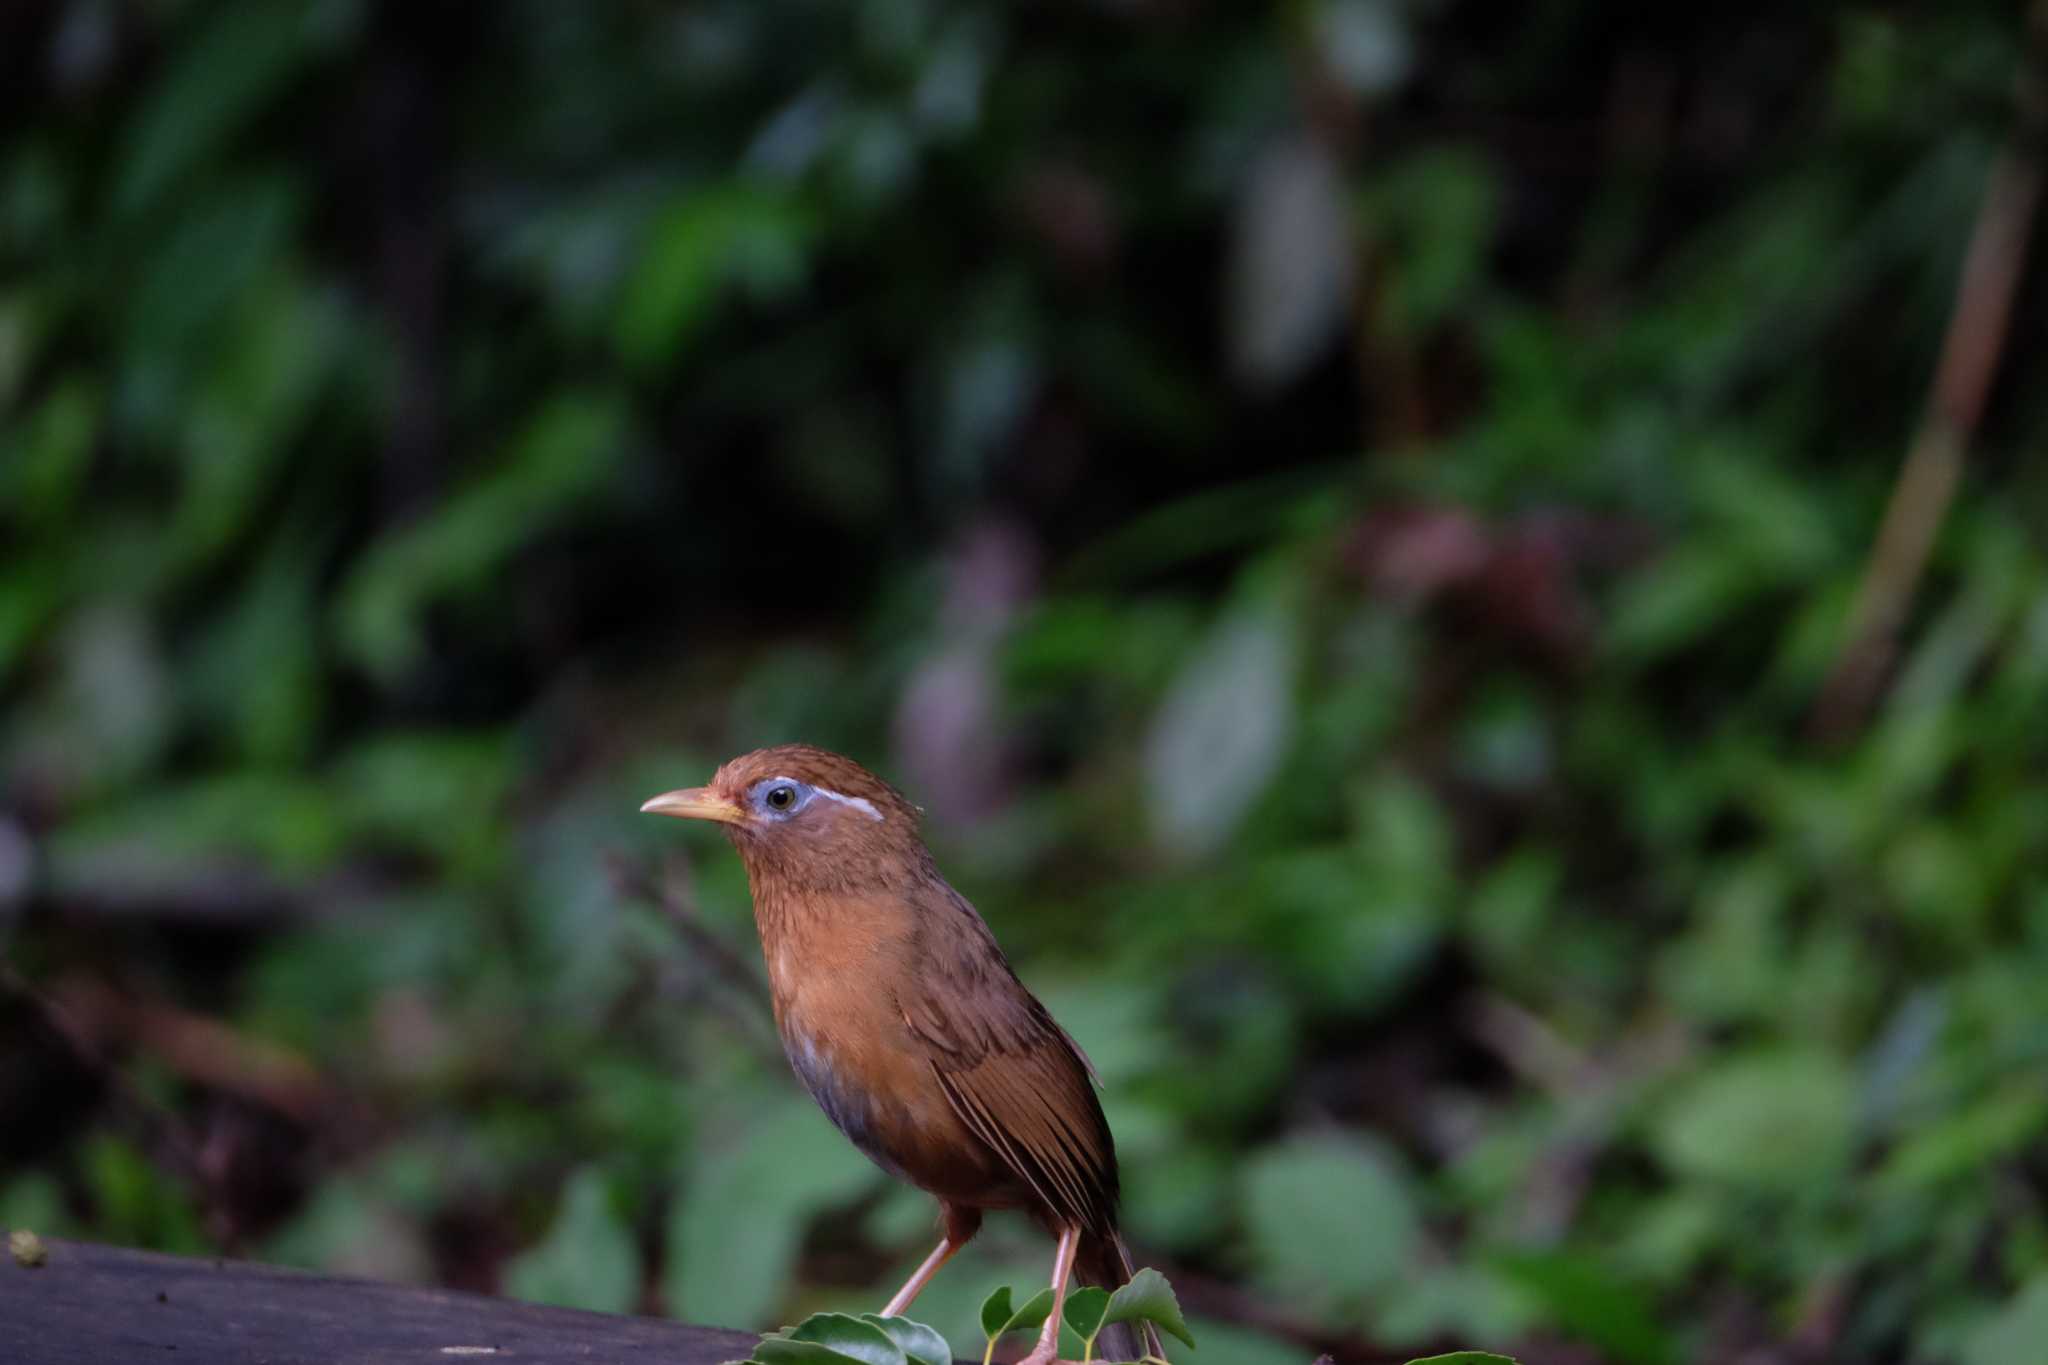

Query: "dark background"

xmin=4 ymin=2 xmax=2047 ymax=1362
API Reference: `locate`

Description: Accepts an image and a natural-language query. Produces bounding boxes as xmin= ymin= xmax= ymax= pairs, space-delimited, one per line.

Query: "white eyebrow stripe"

xmin=811 ymin=786 xmax=884 ymax=821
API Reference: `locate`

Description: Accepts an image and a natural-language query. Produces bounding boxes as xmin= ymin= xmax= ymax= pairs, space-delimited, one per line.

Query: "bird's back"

xmin=899 ymin=877 xmax=1120 ymax=1237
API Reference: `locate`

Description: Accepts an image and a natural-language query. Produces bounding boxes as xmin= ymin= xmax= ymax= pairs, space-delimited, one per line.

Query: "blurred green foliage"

xmin=4 ymin=1 xmax=2048 ymax=1363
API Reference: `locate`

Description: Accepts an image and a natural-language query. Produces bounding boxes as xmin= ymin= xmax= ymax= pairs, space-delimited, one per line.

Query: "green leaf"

xmin=976 ymin=1284 xmax=1064 ymax=1362
xmin=1241 ymin=1134 xmax=1419 ymax=1311
xmin=123 ymin=176 xmax=301 ymax=362
xmin=335 ymin=730 xmax=514 ymax=875
xmin=1172 ymin=1318 xmax=1305 ymax=1365
xmin=168 ymin=272 xmax=342 ymax=572
xmin=1494 ymin=1253 xmax=1673 ymax=1365
xmin=502 ymin=1167 xmax=640 ymax=1315
xmin=856 ymin=1315 xmax=951 ymax=1365
xmin=1144 ymin=597 xmax=1297 ymax=858
xmin=80 ymin=1135 xmax=204 ymax=1254
xmin=1604 ymin=547 xmax=1762 ymax=665
xmin=335 ymin=389 xmax=626 ymax=682
xmin=1061 ymin=1286 xmax=1110 ymax=1344
xmin=186 ymin=535 xmax=325 ymax=767
xmin=1369 ymin=147 xmax=1498 ymax=337
xmin=1003 ymin=1287 xmax=1056 ymax=1334
xmin=1103 ymin=1268 xmax=1196 ymax=1349
xmin=979 ymin=1286 xmax=1014 ymax=1341
xmin=783 ymin=1313 xmax=909 ymax=1365
xmin=1651 ymin=1048 xmax=1856 ymax=1189
xmin=1400 ymin=1354 xmax=1522 ymax=1365
xmin=666 ymin=1092 xmax=876 ymax=1329
xmin=0 ymin=1174 xmax=71 ymax=1240
xmin=615 ymin=187 xmax=815 ymax=370
xmin=6 ymin=373 xmax=99 ymax=530
xmin=113 ymin=1 xmax=327 ymax=216
xmin=0 ymin=569 xmax=61 ymax=683
xmin=261 ymin=1179 xmax=429 ymax=1283
xmin=1962 ymin=1275 xmax=2048 ymax=1365
xmin=1877 ymin=1085 xmax=2048 ymax=1190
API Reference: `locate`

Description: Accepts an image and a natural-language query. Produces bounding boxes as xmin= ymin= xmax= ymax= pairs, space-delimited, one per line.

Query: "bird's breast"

xmin=754 ymin=887 xmax=1014 ymax=1202
xmin=780 ymin=1024 xmax=910 ymax=1181
xmin=776 ymin=983 xmax=1015 ymax=1206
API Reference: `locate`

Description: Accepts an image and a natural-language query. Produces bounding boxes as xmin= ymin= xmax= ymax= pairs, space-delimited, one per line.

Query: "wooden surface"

xmin=0 ymin=1234 xmax=774 ymax=1364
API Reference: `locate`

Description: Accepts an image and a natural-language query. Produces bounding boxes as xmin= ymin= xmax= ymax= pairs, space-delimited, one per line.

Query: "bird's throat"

xmin=741 ymin=855 xmax=927 ymax=1011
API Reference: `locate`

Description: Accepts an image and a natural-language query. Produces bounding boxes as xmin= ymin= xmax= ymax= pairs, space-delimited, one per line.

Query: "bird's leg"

xmin=1016 ymin=1224 xmax=1079 ymax=1365
xmin=880 ymin=1202 xmax=981 ymax=1317
xmin=880 ymin=1237 xmax=960 ymax=1317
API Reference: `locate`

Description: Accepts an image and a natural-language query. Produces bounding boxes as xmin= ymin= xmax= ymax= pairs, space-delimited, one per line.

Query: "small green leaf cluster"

xmin=726 ymin=1268 xmax=1517 ymax=1365
xmin=978 ymin=1267 xmax=1194 ymax=1363
xmin=724 ymin=1311 xmax=952 ymax=1365
xmin=975 ymin=1283 xmax=1054 ymax=1359
xmin=721 ymin=1266 xmax=1197 ymax=1365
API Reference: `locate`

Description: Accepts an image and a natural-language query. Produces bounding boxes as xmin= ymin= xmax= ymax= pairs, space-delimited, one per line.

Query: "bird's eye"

xmin=765 ymin=784 xmax=798 ymax=812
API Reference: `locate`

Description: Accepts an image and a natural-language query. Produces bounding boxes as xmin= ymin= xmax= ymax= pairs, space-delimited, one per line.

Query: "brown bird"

xmin=642 ymin=745 xmax=1155 ymax=1364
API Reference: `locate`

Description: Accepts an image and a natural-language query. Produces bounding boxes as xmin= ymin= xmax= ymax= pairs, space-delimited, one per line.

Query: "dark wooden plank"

xmin=0 ymin=1234 xmax=767 ymax=1365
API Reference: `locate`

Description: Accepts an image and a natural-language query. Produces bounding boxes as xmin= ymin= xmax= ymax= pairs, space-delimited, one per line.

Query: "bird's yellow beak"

xmin=639 ymin=787 xmax=748 ymax=824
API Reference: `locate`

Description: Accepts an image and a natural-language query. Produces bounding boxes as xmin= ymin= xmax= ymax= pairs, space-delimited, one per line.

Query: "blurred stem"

xmin=603 ymin=850 xmax=780 ymax=1060
xmin=1810 ymin=0 xmax=2048 ymax=743
xmin=1350 ymin=255 xmax=1431 ymax=454
xmin=0 ymin=963 xmax=227 ymax=1249
xmin=368 ymin=0 xmax=451 ymax=518
xmin=1279 ymin=2 xmax=1431 ymax=456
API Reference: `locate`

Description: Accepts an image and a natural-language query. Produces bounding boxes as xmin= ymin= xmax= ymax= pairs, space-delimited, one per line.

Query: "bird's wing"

xmin=898 ymin=888 xmax=1118 ymax=1236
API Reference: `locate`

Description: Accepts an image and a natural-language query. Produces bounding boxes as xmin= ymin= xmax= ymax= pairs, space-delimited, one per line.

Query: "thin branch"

xmin=603 ymin=849 xmax=780 ymax=1056
xmin=1810 ymin=1 xmax=2048 ymax=742
xmin=39 ymin=850 xmax=394 ymax=927
xmin=1467 ymin=993 xmax=1693 ymax=1243
xmin=0 ymin=963 xmax=223 ymax=1244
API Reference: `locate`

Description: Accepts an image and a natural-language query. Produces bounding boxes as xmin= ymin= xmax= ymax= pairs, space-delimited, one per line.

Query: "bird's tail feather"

xmin=1076 ymin=1232 xmax=1165 ymax=1363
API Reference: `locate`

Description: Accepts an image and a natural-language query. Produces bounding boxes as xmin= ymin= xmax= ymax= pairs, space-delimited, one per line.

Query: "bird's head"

xmin=640 ymin=744 xmax=927 ymax=888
